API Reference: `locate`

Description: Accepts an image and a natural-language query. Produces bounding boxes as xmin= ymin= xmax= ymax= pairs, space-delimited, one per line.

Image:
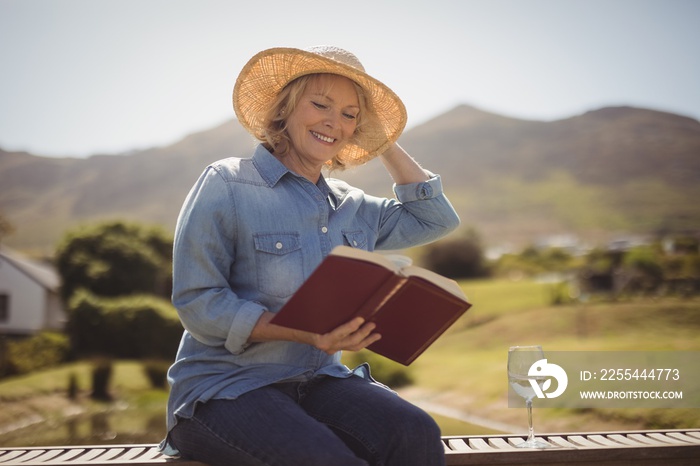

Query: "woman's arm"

xmin=366 ymin=142 xmax=461 ymax=250
xmin=378 ymin=142 xmax=430 ymax=185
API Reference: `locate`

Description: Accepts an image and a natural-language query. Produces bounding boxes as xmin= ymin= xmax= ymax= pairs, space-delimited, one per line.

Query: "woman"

xmin=162 ymin=46 xmax=460 ymax=466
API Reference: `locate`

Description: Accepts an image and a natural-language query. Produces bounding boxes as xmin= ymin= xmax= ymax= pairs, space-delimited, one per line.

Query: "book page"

xmin=329 ymin=246 xmax=400 ymax=272
xmin=398 ymin=266 xmax=466 ymax=300
xmin=329 ymin=245 xmax=467 ymax=301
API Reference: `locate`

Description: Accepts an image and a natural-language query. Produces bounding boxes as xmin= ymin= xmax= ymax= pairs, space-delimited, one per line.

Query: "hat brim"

xmin=233 ymin=47 xmax=407 ymax=166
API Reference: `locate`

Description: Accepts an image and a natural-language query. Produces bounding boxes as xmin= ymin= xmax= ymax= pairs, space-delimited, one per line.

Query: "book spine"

xmin=354 ymin=275 xmax=406 ymax=321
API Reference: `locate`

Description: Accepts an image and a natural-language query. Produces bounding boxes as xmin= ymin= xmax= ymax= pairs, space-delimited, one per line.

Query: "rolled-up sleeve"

xmin=171 ymin=167 xmax=265 ymax=355
xmin=374 ymin=173 xmax=460 ymax=250
xmin=392 ymin=171 xmax=442 ymax=202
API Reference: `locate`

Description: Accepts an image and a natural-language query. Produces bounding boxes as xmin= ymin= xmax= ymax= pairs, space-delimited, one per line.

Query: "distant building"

xmin=0 ymin=247 xmax=65 ymax=335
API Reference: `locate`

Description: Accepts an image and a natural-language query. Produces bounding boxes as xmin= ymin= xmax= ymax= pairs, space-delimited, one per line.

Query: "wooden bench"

xmin=0 ymin=429 xmax=698 ymax=465
xmin=441 ymin=429 xmax=700 ymax=465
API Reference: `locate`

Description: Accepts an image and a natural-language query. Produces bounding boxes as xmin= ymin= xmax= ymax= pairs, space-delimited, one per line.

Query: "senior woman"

xmin=162 ymin=46 xmax=460 ymax=466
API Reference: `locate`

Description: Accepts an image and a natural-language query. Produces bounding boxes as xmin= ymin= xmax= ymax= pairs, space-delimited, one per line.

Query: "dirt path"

xmin=0 ymin=394 xmax=84 ymax=437
xmin=398 ymin=386 xmax=645 ymax=435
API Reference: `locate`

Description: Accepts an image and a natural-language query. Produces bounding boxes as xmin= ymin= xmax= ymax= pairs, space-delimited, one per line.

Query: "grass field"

xmin=1 ymin=278 xmax=698 ymax=444
xmin=405 ymin=278 xmax=700 ymax=433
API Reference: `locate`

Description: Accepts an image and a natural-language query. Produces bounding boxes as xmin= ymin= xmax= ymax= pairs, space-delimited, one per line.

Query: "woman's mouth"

xmin=311 ymin=131 xmax=335 ymax=143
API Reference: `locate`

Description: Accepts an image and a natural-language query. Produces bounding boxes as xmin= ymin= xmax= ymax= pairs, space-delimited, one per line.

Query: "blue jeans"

xmin=169 ymin=373 xmax=446 ymax=466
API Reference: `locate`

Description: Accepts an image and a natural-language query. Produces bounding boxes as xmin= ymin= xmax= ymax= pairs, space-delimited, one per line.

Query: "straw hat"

xmin=233 ymin=46 xmax=407 ymax=166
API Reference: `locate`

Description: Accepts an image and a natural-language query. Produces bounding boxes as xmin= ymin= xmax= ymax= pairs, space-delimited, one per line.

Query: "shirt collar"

xmin=252 ymin=145 xmax=289 ymax=187
xmin=316 ymin=174 xmax=338 ymax=207
xmin=251 ymin=144 xmax=339 ymax=206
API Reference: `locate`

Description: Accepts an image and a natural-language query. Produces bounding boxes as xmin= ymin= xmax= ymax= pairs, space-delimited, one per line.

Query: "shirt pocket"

xmin=253 ymin=232 xmax=303 ymax=298
xmin=342 ymin=230 xmax=368 ymax=250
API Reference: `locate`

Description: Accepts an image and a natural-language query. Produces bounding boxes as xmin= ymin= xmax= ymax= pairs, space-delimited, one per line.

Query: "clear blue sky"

xmin=1 ymin=0 xmax=699 ymax=157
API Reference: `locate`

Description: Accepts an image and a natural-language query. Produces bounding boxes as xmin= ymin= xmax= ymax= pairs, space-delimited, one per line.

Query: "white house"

xmin=0 ymin=246 xmax=65 ymax=335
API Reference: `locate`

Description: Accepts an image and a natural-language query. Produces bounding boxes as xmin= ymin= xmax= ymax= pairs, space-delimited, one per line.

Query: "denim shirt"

xmin=165 ymin=144 xmax=460 ymax=435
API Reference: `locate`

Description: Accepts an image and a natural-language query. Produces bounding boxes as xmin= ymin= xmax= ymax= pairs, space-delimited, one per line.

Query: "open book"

xmin=270 ymin=246 xmax=472 ymax=365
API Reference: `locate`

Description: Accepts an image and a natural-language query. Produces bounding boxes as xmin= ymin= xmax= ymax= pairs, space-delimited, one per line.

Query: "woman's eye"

xmin=343 ymin=113 xmax=357 ymax=120
xmin=312 ymin=102 xmax=328 ymax=110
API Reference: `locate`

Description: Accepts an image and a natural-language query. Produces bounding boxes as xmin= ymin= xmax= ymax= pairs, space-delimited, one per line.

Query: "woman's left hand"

xmin=249 ymin=312 xmax=381 ymax=354
xmin=311 ymin=317 xmax=382 ymax=355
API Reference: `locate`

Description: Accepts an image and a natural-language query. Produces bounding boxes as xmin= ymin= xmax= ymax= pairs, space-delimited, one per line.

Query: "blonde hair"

xmin=256 ymin=74 xmax=375 ymax=170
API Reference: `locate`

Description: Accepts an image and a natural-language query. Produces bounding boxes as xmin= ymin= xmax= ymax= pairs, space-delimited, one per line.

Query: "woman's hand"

xmin=311 ymin=317 xmax=382 ymax=355
xmin=249 ymin=312 xmax=381 ymax=354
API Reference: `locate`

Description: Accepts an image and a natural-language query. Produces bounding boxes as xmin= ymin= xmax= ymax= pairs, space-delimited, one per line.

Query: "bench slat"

xmin=9 ymin=450 xmax=47 ymax=463
xmin=28 ymin=450 xmax=65 ymax=463
xmin=647 ymin=432 xmax=691 ymax=445
xmin=134 ymin=448 xmax=164 ymax=461
xmin=627 ymin=433 xmax=668 ymax=446
xmin=547 ymin=435 xmax=577 ymax=448
xmin=587 ymin=434 xmax=624 ymax=447
xmin=446 ymin=438 xmax=471 ymax=452
xmin=75 ymin=449 xmax=108 ymax=462
xmin=667 ymin=432 xmax=700 ymax=444
xmin=119 ymin=448 xmax=147 ymax=461
xmin=44 ymin=449 xmax=88 ymax=464
xmin=467 ymin=438 xmax=494 ymax=451
xmin=96 ymin=447 xmax=126 ymax=461
xmin=606 ymin=434 xmax=641 ymax=446
xmin=506 ymin=436 xmax=526 ymax=447
xmin=0 ymin=450 xmax=28 ymax=462
xmin=487 ymin=437 xmax=517 ymax=450
xmin=568 ymin=435 xmax=601 ymax=448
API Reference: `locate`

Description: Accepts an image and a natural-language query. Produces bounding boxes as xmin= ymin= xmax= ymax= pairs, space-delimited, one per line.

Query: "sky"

xmin=1 ymin=0 xmax=699 ymax=158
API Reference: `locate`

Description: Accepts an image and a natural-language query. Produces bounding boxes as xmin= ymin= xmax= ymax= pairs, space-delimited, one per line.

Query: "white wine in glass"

xmin=508 ymin=345 xmax=551 ymax=448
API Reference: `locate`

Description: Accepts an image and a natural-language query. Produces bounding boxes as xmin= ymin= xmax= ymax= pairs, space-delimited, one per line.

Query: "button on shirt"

xmin=166 ymin=144 xmax=460 ymax=432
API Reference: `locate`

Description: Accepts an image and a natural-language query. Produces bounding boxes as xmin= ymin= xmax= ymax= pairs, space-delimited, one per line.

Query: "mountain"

xmin=341 ymin=104 xmax=700 ymax=188
xmin=339 ymin=105 xmax=700 ymax=245
xmin=1 ymin=105 xmax=699 ymax=252
xmin=0 ymin=120 xmax=255 ymax=251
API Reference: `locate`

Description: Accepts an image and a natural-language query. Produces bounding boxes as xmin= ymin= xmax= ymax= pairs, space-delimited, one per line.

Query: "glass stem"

xmin=526 ymin=399 xmax=535 ymax=443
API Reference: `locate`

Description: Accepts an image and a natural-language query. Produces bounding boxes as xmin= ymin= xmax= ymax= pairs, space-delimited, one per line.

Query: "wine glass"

xmin=508 ymin=345 xmax=551 ymax=448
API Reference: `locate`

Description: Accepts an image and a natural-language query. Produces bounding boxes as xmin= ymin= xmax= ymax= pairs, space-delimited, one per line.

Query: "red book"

xmin=270 ymin=246 xmax=472 ymax=365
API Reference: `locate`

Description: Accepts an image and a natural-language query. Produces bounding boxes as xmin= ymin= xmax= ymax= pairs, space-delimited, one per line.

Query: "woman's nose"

xmin=324 ymin=112 xmax=340 ymax=128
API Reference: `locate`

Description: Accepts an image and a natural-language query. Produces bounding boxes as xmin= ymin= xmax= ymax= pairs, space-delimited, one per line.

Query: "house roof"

xmin=0 ymin=246 xmax=60 ymax=291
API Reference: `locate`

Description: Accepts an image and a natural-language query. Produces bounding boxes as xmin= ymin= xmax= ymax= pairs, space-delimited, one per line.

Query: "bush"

xmin=68 ymin=290 xmax=183 ymax=359
xmin=55 ymin=220 xmax=173 ymax=303
xmin=142 ymin=360 xmax=171 ymax=389
xmin=624 ymin=246 xmax=664 ymax=292
xmin=422 ymin=229 xmax=490 ymax=279
xmin=68 ymin=372 xmax=79 ymax=400
xmin=2 ymin=332 xmax=70 ymax=376
xmin=91 ymin=359 xmax=113 ymax=401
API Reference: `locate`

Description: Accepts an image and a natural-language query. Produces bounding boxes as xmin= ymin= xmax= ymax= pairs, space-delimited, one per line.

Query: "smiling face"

xmin=282 ymin=74 xmax=360 ymax=175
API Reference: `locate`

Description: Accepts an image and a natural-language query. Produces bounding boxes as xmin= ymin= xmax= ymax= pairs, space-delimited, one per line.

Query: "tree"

xmin=495 ymin=245 xmax=577 ymax=278
xmin=623 ymin=246 xmax=664 ymax=292
xmin=55 ymin=221 xmax=173 ymax=302
xmin=421 ymin=228 xmax=490 ymax=279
